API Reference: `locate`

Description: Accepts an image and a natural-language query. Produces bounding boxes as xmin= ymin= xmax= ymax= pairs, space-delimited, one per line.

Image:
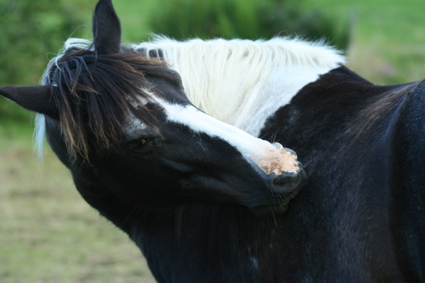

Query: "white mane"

xmin=35 ymin=37 xmax=345 ymax=157
xmin=132 ymin=36 xmax=345 ymax=136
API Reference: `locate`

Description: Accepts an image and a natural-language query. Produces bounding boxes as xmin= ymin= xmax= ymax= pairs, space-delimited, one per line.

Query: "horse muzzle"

xmin=250 ymin=163 xmax=307 ymax=218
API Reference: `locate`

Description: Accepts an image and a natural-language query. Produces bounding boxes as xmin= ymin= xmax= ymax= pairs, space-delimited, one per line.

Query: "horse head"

xmin=0 ymin=0 xmax=306 ymax=217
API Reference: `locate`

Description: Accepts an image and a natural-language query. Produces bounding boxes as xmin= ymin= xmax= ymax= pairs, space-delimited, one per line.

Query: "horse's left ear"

xmin=0 ymin=85 xmax=58 ymax=118
xmin=93 ymin=0 xmax=122 ymax=55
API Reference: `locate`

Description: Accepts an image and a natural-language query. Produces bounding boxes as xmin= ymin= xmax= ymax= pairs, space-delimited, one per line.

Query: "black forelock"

xmin=46 ymin=47 xmax=181 ymax=159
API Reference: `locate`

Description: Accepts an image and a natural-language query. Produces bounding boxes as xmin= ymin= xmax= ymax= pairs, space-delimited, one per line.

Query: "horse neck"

xmin=136 ymin=37 xmax=345 ymax=136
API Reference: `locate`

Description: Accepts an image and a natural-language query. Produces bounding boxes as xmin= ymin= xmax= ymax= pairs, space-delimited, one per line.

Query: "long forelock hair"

xmin=44 ymin=44 xmax=180 ymax=159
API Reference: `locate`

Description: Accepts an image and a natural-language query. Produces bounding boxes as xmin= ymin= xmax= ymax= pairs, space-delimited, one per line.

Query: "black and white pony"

xmin=1 ymin=0 xmax=424 ymax=282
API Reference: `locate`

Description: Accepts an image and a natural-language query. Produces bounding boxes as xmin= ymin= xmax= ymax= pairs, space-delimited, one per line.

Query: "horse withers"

xmin=1 ymin=0 xmax=424 ymax=282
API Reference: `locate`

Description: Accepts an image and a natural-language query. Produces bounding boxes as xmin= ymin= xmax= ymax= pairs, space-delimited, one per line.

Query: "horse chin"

xmin=271 ymin=167 xmax=307 ymax=193
xmin=251 ymin=167 xmax=307 ymax=218
xmin=250 ymin=203 xmax=289 ymax=218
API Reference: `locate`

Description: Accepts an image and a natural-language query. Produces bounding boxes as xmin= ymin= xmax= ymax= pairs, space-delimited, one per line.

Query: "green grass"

xmin=0 ymin=125 xmax=155 ymax=283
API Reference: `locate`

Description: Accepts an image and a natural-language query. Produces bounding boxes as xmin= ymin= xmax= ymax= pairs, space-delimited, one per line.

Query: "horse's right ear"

xmin=93 ymin=0 xmax=121 ymax=55
xmin=0 ymin=85 xmax=58 ymax=119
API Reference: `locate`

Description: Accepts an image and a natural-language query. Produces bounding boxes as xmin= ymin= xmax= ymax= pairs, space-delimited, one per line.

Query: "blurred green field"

xmin=112 ymin=0 xmax=425 ymax=85
xmin=1 ymin=0 xmax=425 ymax=282
xmin=301 ymin=0 xmax=425 ymax=85
xmin=0 ymin=126 xmax=155 ymax=282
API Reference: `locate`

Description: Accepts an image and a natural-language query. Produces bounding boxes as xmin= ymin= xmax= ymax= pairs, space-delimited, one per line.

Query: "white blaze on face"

xmin=161 ymin=100 xmax=299 ymax=175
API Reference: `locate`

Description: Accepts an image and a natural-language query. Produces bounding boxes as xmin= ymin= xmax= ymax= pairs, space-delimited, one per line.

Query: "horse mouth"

xmin=251 ymin=167 xmax=307 ymax=218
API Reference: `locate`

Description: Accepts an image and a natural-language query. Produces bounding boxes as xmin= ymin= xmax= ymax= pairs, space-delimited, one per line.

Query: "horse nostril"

xmin=272 ymin=168 xmax=307 ymax=193
xmin=273 ymin=171 xmax=298 ymax=185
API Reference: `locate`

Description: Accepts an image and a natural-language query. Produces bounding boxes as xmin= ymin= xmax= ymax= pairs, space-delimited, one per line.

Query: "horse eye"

xmin=128 ymin=138 xmax=150 ymax=151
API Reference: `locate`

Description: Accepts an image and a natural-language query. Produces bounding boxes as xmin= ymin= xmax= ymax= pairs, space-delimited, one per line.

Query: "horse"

xmin=1 ymin=0 xmax=424 ymax=282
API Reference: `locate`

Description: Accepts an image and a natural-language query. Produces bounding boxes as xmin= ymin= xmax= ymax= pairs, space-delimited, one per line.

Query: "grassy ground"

xmin=0 ymin=123 xmax=155 ymax=283
xmin=1 ymin=0 xmax=424 ymax=282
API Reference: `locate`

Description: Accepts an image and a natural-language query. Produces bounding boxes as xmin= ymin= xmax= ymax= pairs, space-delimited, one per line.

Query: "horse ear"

xmin=93 ymin=0 xmax=121 ymax=55
xmin=0 ymin=85 xmax=58 ymax=119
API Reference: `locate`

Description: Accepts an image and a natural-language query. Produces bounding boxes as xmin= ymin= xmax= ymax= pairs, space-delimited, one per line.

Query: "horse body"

xmin=258 ymin=67 xmax=423 ymax=282
xmin=98 ymin=66 xmax=421 ymax=283
xmin=111 ymin=67 xmax=424 ymax=283
xmin=1 ymin=0 xmax=424 ymax=282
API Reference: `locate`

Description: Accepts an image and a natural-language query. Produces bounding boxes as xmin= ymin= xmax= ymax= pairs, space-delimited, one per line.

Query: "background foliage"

xmin=0 ymin=0 xmax=349 ymax=122
xmin=149 ymin=0 xmax=349 ymax=50
xmin=0 ymin=0 xmax=90 ymax=84
xmin=0 ymin=0 xmax=91 ymax=122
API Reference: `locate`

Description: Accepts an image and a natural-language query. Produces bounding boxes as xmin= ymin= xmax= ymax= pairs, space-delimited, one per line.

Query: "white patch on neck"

xmin=237 ymin=64 xmax=332 ymax=135
xmin=132 ymin=36 xmax=345 ymax=137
